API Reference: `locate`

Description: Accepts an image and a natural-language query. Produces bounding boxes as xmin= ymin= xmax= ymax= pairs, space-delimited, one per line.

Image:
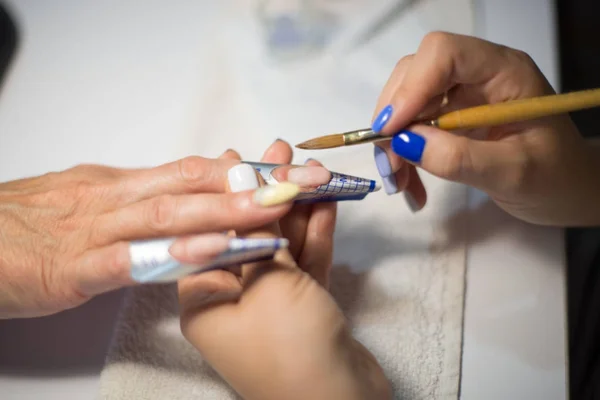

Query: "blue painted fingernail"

xmin=391 ymin=130 xmax=426 ymax=163
xmin=372 ymin=105 xmax=393 ymax=133
xmin=373 ymin=145 xmax=398 ymax=195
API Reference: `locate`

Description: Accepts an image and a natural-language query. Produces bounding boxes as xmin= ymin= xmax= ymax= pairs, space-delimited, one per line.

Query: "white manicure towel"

xmin=98 ymin=0 xmax=474 ymax=398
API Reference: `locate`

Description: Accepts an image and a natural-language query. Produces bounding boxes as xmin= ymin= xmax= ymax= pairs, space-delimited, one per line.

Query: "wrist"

xmin=244 ymin=328 xmax=391 ymax=400
xmin=280 ymin=329 xmax=392 ymax=400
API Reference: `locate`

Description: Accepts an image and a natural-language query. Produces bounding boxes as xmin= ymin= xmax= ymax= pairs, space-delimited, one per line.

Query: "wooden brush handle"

xmin=436 ymin=88 xmax=600 ymax=130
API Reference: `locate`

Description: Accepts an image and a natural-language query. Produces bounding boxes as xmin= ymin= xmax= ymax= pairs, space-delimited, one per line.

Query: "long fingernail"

xmin=372 ymin=105 xmax=393 ymax=133
xmin=228 ymin=164 xmax=259 ymax=192
xmin=169 ymin=234 xmax=230 ymax=261
xmin=391 ymin=130 xmax=426 ymax=163
xmin=253 ymin=182 xmax=300 ymax=206
xmin=287 ymin=166 xmax=331 ymax=187
xmin=404 ymin=191 xmax=422 ymax=212
xmin=373 ymin=145 xmax=398 ymax=195
xmin=130 ymin=236 xmax=289 ymax=283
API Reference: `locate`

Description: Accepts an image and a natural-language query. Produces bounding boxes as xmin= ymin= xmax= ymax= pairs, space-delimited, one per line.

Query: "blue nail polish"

xmin=372 ymin=105 xmax=393 ymax=133
xmin=373 ymin=146 xmax=392 ymax=177
xmin=391 ymin=130 xmax=426 ymax=163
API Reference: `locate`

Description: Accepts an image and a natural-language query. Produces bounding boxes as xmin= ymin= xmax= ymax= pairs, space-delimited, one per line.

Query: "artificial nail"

xmin=381 ymin=176 xmax=398 ymax=195
xmin=372 ymin=105 xmax=393 ymax=133
xmin=391 ymin=130 xmax=426 ymax=163
xmin=228 ymin=163 xmax=260 ymax=193
xmin=374 ymin=145 xmax=393 ymax=177
xmin=253 ymin=182 xmax=300 ymax=206
xmin=130 ymin=236 xmax=290 ymax=283
xmin=287 ymin=166 xmax=331 ymax=187
xmin=404 ymin=191 xmax=421 ymax=212
xmin=169 ymin=234 xmax=230 ymax=262
xmin=373 ymin=146 xmax=397 ymax=195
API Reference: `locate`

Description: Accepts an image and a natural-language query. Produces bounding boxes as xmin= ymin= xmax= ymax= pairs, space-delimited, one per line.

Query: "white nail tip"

xmin=228 ymin=164 xmax=260 ymax=193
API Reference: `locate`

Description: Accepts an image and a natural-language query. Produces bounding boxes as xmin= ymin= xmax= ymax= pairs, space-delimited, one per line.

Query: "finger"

xmin=373 ymin=142 xmax=407 ymax=195
xmin=279 ymin=158 xmax=326 ymax=259
xmin=219 ymin=148 xmax=242 ymax=161
xmin=390 ymin=124 xmax=519 ymax=188
xmin=298 ymin=200 xmax=337 ymax=288
xmin=93 ymin=185 xmax=298 ymax=246
xmin=74 ymin=241 xmax=134 ymax=297
xmin=260 ymin=138 xmax=332 ymax=189
xmin=261 ymin=139 xmax=293 ymax=164
xmin=373 ymin=55 xmax=413 ymax=121
xmin=116 ymin=156 xmax=240 ymax=206
xmin=224 ymin=162 xmax=296 ymax=285
xmin=403 ymin=166 xmax=427 ymax=212
xmin=375 ymin=32 xmax=552 ymax=136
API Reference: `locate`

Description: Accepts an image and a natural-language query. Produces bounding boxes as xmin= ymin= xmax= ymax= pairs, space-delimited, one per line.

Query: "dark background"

xmin=558 ymin=0 xmax=600 ymax=398
xmin=0 ymin=1 xmax=598 ymax=398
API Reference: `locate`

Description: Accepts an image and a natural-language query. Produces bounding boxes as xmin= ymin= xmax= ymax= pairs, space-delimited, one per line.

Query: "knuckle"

xmin=394 ymin=54 xmax=414 ymax=70
xmin=510 ymin=49 xmax=537 ymax=68
xmin=146 ymin=194 xmax=177 ymax=233
xmin=504 ymin=147 xmax=535 ymax=195
xmin=422 ymin=31 xmax=454 ymax=51
xmin=439 ymin=138 xmax=471 ymax=181
xmin=41 ymin=256 xmax=87 ymax=312
xmin=177 ymin=156 xmax=208 ymax=187
xmin=104 ymin=243 xmax=130 ymax=283
xmin=69 ymin=164 xmax=123 ymax=181
xmin=503 ymin=48 xmax=551 ymax=96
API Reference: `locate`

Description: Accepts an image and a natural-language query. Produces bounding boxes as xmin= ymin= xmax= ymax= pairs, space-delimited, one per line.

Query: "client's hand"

xmin=179 ymin=140 xmax=392 ymax=400
xmin=0 ymin=156 xmax=297 ymax=318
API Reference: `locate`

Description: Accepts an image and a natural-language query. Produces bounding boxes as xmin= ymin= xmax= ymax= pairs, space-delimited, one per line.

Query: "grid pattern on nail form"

xmin=295 ymin=172 xmax=376 ymax=200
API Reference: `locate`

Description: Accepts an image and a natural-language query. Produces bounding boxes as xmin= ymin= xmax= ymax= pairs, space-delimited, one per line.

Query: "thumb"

xmin=390 ymin=125 xmax=518 ymax=189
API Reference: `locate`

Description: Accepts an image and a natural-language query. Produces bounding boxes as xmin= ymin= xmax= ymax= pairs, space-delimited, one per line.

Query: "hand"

xmin=179 ymin=140 xmax=392 ymax=400
xmin=371 ymin=32 xmax=600 ymax=226
xmin=0 ymin=157 xmax=297 ymax=318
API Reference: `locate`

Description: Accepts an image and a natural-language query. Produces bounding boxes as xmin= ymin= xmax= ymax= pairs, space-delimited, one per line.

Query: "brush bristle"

xmin=295 ymin=134 xmax=344 ymax=150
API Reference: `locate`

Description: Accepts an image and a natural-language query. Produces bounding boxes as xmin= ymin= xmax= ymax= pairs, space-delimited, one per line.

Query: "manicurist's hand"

xmin=372 ymin=32 xmax=600 ymax=226
xmin=179 ymin=140 xmax=392 ymax=400
xmin=0 ymin=156 xmax=299 ymax=318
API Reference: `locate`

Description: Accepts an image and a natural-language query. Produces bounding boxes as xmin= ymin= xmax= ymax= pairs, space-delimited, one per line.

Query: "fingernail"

xmin=228 ymin=164 xmax=260 ymax=193
xmin=169 ymin=234 xmax=230 ymax=261
xmin=372 ymin=105 xmax=393 ymax=133
xmin=253 ymin=182 xmax=300 ymax=206
xmin=391 ymin=130 xmax=426 ymax=163
xmin=404 ymin=191 xmax=421 ymax=212
xmin=130 ymin=236 xmax=290 ymax=283
xmin=374 ymin=146 xmax=398 ymax=195
xmin=304 ymin=158 xmax=315 ymax=164
xmin=374 ymin=145 xmax=392 ymax=176
xmin=287 ymin=166 xmax=331 ymax=187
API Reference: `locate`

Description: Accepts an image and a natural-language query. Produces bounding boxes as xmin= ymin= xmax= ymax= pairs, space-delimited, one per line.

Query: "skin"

xmin=0 ymin=156 xmax=294 ymax=318
xmin=374 ymin=32 xmax=600 ymax=226
xmin=179 ymin=140 xmax=393 ymax=400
